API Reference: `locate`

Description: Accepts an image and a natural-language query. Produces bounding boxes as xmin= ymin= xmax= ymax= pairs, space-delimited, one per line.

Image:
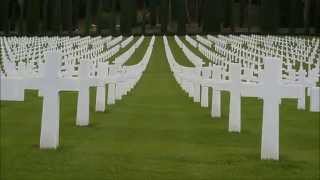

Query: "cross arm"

xmin=58 ymin=78 xmax=79 ymax=91
xmin=280 ymin=84 xmax=304 ymax=99
xmin=23 ymin=78 xmax=42 ymax=90
xmin=240 ymin=82 xmax=262 ymax=98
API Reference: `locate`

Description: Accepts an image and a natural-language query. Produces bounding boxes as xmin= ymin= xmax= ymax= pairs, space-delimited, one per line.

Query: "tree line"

xmin=0 ymin=0 xmax=319 ymax=35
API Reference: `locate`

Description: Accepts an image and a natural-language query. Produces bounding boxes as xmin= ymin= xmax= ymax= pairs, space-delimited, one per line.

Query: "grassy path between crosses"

xmin=1 ymin=37 xmax=319 ymax=180
xmin=108 ymin=36 xmax=138 ymax=63
xmin=181 ymin=36 xmax=212 ymax=66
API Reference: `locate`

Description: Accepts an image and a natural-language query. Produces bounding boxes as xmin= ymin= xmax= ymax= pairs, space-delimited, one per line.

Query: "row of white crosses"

xmin=107 ymin=36 xmax=123 ymax=49
xmin=185 ymin=35 xmax=198 ymax=48
xmin=0 ymin=35 xmax=131 ymax=82
xmin=173 ymin=36 xmax=206 ymax=102
xmin=95 ymin=36 xmax=154 ymax=111
xmin=121 ymin=35 xmax=134 ymax=48
xmin=164 ymin=36 xmax=199 ymax=102
xmin=97 ymin=36 xmax=155 ymax=111
xmin=192 ymin=35 xmax=320 ymax=112
xmin=185 ymin=35 xmax=319 ymax=114
xmin=4 ymin=36 xmax=96 ymax=64
xmin=0 ymin=36 xmax=118 ymax=76
xmin=196 ymin=35 xmax=212 ymax=48
xmin=114 ymin=36 xmax=145 ymax=65
xmin=0 ymin=36 xmax=124 ymax=93
xmin=194 ymin=35 xmax=259 ymax=82
xmin=211 ymin=34 xmax=318 ymax=68
xmin=174 ymin=35 xmax=204 ymax=67
xmin=164 ymin=35 xmax=315 ymax=160
xmin=226 ymin=35 xmax=319 ymax=71
xmin=0 ymin=36 xmax=155 ymax=149
xmin=227 ymin=35 xmax=318 ymax=112
xmin=208 ymin=36 xmax=264 ymax=78
xmin=237 ymin=36 xmax=318 ymax=110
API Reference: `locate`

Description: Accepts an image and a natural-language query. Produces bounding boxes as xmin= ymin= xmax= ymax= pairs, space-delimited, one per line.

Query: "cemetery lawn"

xmin=1 ymin=37 xmax=319 ymax=180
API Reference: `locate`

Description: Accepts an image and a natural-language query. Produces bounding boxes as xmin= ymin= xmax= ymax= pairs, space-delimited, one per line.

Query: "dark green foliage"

xmin=17 ymin=0 xmax=25 ymax=34
xmin=97 ymin=12 xmax=113 ymax=30
xmin=289 ymin=0 xmax=304 ymax=29
xmin=72 ymin=0 xmax=80 ymax=30
xmin=55 ymin=0 xmax=62 ymax=32
xmin=0 ymin=0 xmax=10 ymax=32
xmin=308 ymin=0 xmax=316 ymax=28
xmin=224 ymin=0 xmax=233 ymax=28
xmin=316 ymin=0 xmax=320 ymax=33
xmin=9 ymin=0 xmax=19 ymax=32
xmin=26 ymin=0 xmax=41 ymax=34
xmin=239 ymin=0 xmax=246 ymax=27
xmin=97 ymin=0 xmax=104 ymax=31
xmin=62 ymin=0 xmax=73 ymax=32
xmin=42 ymin=0 xmax=49 ymax=32
xmin=102 ymin=0 xmax=113 ymax=10
xmin=279 ymin=0 xmax=290 ymax=28
xmin=120 ymin=0 xmax=130 ymax=34
xmin=150 ymin=1 xmax=157 ymax=26
xmin=0 ymin=0 xmax=318 ymax=35
xmin=85 ymin=0 xmax=92 ymax=34
xmin=120 ymin=0 xmax=136 ymax=35
xmin=202 ymin=0 xmax=223 ymax=33
xmin=110 ymin=0 xmax=117 ymax=34
xmin=48 ymin=0 xmax=62 ymax=33
xmin=160 ymin=0 xmax=169 ymax=33
xmin=260 ymin=0 xmax=279 ymax=33
xmin=130 ymin=0 xmax=138 ymax=26
xmin=173 ymin=0 xmax=186 ymax=35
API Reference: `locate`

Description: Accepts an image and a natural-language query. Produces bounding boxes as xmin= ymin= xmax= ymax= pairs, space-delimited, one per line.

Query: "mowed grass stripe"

xmin=125 ymin=37 xmax=151 ymax=66
xmin=167 ymin=36 xmax=194 ymax=67
xmin=108 ymin=36 xmax=138 ymax=63
xmin=180 ymin=36 xmax=211 ymax=66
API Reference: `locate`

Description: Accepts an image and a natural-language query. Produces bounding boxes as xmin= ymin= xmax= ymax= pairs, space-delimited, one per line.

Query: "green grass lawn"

xmin=1 ymin=37 xmax=319 ymax=180
xmin=108 ymin=36 xmax=138 ymax=63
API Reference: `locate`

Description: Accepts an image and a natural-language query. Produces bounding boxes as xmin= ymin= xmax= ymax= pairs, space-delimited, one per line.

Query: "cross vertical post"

xmin=39 ymin=51 xmax=61 ymax=149
xmin=76 ymin=61 xmax=90 ymax=126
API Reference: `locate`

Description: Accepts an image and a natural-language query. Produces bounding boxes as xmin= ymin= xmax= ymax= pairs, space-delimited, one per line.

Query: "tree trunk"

xmin=160 ymin=0 xmax=169 ymax=34
xmin=185 ymin=0 xmax=191 ymax=23
xmin=316 ymin=0 xmax=320 ymax=33
xmin=42 ymin=0 xmax=48 ymax=33
xmin=169 ymin=0 xmax=172 ymax=25
xmin=239 ymin=0 xmax=246 ymax=27
xmin=0 ymin=0 xmax=9 ymax=33
xmin=85 ymin=0 xmax=92 ymax=34
xmin=26 ymin=0 xmax=40 ymax=34
xmin=177 ymin=0 xmax=186 ymax=35
xmin=261 ymin=0 xmax=279 ymax=33
xmin=62 ymin=0 xmax=73 ymax=32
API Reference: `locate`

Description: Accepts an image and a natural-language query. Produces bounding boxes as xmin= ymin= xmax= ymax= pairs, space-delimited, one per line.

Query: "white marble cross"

xmin=76 ymin=60 xmax=91 ymax=126
xmin=0 ymin=59 xmax=25 ymax=101
xmin=39 ymin=50 xmax=63 ymax=149
xmin=200 ymin=63 xmax=241 ymax=131
xmin=201 ymin=57 xmax=304 ymax=160
xmin=95 ymin=62 xmax=109 ymax=112
xmin=296 ymin=67 xmax=307 ymax=110
xmin=310 ymin=87 xmax=320 ymax=112
xmin=38 ymin=50 xmax=93 ymax=149
xmin=193 ymin=68 xmax=201 ymax=103
xmin=211 ymin=65 xmax=223 ymax=118
xmin=0 ymin=75 xmax=25 ymax=101
xmin=241 ymin=57 xmax=304 ymax=160
xmin=107 ymin=65 xmax=118 ymax=105
xmin=200 ymin=67 xmax=211 ymax=107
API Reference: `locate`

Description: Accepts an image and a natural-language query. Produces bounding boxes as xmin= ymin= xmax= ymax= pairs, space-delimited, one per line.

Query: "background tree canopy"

xmin=0 ymin=0 xmax=319 ymax=35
